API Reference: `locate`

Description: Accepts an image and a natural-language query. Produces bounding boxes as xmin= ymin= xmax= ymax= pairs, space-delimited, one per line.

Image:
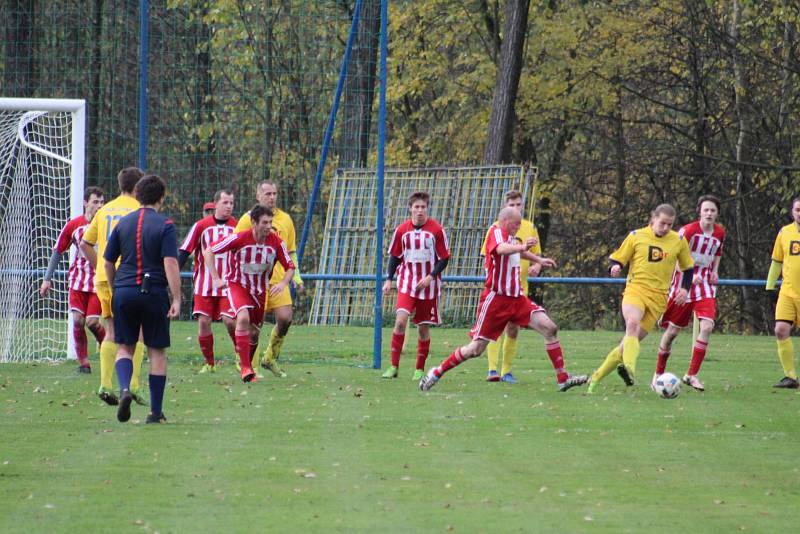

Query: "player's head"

xmin=135 ymin=175 xmax=167 ymax=208
xmin=256 ymin=180 xmax=278 ymax=209
xmin=504 ymin=190 xmax=524 ymax=216
xmin=250 ymin=204 xmax=274 ymax=240
xmin=791 ymin=197 xmax=800 ymax=225
xmin=650 ymin=203 xmax=676 ymax=237
xmin=696 ymin=194 xmax=720 ymax=225
xmin=498 ymin=206 xmax=522 ymax=235
xmin=117 ymin=167 xmax=144 ymax=194
xmin=407 ymin=191 xmax=430 ymax=225
xmin=213 ymin=189 xmax=234 ymax=219
xmin=83 ymin=186 xmax=104 ymax=219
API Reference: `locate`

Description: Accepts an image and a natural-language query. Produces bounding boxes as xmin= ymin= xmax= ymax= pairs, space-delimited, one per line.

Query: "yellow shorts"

xmin=265 ymin=284 xmax=292 ymax=312
xmin=775 ymin=292 xmax=800 ymax=327
xmin=622 ymin=284 xmax=667 ymax=333
xmin=95 ymin=281 xmax=113 ymax=318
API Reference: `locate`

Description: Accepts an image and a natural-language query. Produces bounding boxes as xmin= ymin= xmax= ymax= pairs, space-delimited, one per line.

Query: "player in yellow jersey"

xmin=80 ymin=167 xmax=147 ymax=405
xmin=234 ymin=180 xmax=304 ymax=377
xmin=765 ymin=197 xmax=800 ymax=389
xmin=587 ymin=204 xmax=695 ymax=393
xmin=482 ymin=190 xmax=542 ymax=384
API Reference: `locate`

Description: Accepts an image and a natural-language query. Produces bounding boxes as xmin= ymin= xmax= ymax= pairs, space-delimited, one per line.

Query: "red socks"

xmin=416 ymin=339 xmax=431 ymax=371
xmin=198 ymin=334 xmax=214 ymax=366
xmin=688 ymin=340 xmax=708 ymax=375
xmin=545 ymin=341 xmax=568 ymax=383
xmin=235 ymin=330 xmax=251 ymax=369
xmin=437 ymin=348 xmax=465 ymax=377
xmin=390 ymin=332 xmax=404 ymax=367
xmin=656 ymin=348 xmax=671 ymax=375
xmin=72 ymin=325 xmax=88 ymax=366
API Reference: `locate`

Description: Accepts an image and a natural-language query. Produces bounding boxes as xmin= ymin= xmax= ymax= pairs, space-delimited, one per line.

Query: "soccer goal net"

xmin=310 ymin=165 xmax=537 ymax=325
xmin=0 ymin=99 xmax=85 ymax=362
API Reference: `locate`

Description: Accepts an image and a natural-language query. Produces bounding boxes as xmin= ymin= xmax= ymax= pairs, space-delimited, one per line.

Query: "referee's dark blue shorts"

xmin=112 ymin=286 xmax=171 ymax=348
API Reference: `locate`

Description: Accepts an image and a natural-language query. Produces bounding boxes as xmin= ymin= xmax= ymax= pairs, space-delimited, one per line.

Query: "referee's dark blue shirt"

xmin=104 ymin=207 xmax=178 ymax=288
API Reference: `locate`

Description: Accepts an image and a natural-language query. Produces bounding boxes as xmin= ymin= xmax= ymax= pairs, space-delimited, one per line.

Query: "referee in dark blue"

xmin=104 ymin=175 xmax=181 ymax=424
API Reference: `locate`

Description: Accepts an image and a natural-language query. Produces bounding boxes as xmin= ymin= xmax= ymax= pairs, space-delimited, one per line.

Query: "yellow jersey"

xmin=82 ymin=194 xmax=140 ymax=284
xmin=610 ymin=225 xmax=694 ymax=294
xmin=771 ymin=222 xmax=800 ymax=299
xmin=481 ymin=218 xmax=542 ymax=295
xmin=235 ymin=207 xmax=297 ymax=283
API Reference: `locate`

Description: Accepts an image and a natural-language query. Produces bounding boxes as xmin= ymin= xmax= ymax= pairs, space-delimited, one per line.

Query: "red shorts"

xmin=396 ymin=292 xmax=440 ymax=325
xmin=193 ymin=294 xmax=234 ymax=321
xmin=69 ymin=289 xmax=101 ymax=318
xmin=469 ymin=290 xmax=544 ymax=342
xmin=226 ymin=283 xmax=266 ymax=328
xmin=659 ymin=297 xmax=717 ymax=329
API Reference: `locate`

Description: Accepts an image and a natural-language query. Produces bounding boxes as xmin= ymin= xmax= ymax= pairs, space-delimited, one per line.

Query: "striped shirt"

xmin=483 ymin=224 xmax=521 ymax=297
xmin=210 ymin=230 xmax=294 ymax=297
xmin=387 ymin=218 xmax=450 ymax=299
xmin=180 ymin=215 xmax=238 ymax=296
xmin=668 ymin=221 xmax=725 ymax=301
xmin=54 ymin=215 xmax=94 ymax=292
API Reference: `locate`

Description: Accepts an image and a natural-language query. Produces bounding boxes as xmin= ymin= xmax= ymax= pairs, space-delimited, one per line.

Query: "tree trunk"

xmin=483 ymin=0 xmax=530 ymax=164
xmin=4 ymin=0 xmax=37 ymax=97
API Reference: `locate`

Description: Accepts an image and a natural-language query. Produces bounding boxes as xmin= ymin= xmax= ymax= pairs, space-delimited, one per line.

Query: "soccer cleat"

xmin=381 ymin=365 xmax=398 ymax=379
xmin=501 ymin=373 xmax=518 ymax=384
xmin=117 ymin=390 xmax=132 ymax=423
xmin=419 ymin=369 xmax=440 ymax=391
xmin=98 ymin=388 xmax=119 ymax=406
xmin=412 ymin=369 xmax=425 ymax=381
xmin=586 ymin=380 xmax=597 ymax=394
xmin=773 ymin=376 xmax=800 ymax=389
xmin=77 ymin=364 xmax=91 ymax=374
xmin=616 ymin=364 xmax=634 ymax=386
xmin=263 ymin=359 xmax=286 ymax=378
xmin=486 ymin=370 xmax=500 ymax=382
xmin=145 ymin=412 xmax=167 ymax=424
xmin=241 ymin=365 xmax=256 ymax=383
xmin=682 ymin=374 xmax=705 ymax=391
xmin=199 ymin=363 xmax=216 ymax=374
xmin=558 ymin=374 xmax=588 ymax=392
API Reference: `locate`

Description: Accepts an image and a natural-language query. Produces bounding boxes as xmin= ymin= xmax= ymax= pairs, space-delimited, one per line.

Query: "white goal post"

xmin=0 ymin=98 xmax=86 ymax=362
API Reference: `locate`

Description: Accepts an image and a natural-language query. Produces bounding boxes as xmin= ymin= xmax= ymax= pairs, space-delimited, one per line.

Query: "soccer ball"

xmin=653 ymin=372 xmax=681 ymax=399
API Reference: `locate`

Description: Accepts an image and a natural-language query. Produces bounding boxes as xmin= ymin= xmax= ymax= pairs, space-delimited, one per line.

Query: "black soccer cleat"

xmin=98 ymin=390 xmax=119 ymax=406
xmin=77 ymin=365 xmax=91 ymax=374
xmin=773 ymin=376 xmax=800 ymax=389
xmin=145 ymin=412 xmax=167 ymax=424
xmin=616 ymin=364 xmax=634 ymax=386
xmin=117 ymin=390 xmax=132 ymax=423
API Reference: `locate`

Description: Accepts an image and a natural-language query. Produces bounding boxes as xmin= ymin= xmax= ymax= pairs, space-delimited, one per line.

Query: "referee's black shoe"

xmin=146 ymin=412 xmax=167 ymax=424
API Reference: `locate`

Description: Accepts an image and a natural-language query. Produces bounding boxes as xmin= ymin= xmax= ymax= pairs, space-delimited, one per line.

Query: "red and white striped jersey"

xmin=209 ymin=230 xmax=294 ymax=297
xmin=387 ymin=218 xmax=450 ymax=299
xmin=180 ymin=215 xmax=238 ymax=296
xmin=668 ymin=221 xmax=725 ymax=301
xmin=54 ymin=215 xmax=94 ymax=292
xmin=483 ymin=224 xmax=522 ymax=297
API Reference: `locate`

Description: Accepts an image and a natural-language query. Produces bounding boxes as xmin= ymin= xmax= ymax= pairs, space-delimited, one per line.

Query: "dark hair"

xmin=135 ymin=175 xmax=167 ymax=206
xmin=117 ymin=167 xmax=144 ymax=194
xmin=504 ymin=189 xmax=523 ymax=202
xmin=250 ymin=203 xmax=274 ymax=223
xmin=696 ymin=194 xmax=721 ymax=215
xmin=407 ymin=191 xmax=430 ymax=207
xmin=652 ymin=203 xmax=676 ymax=218
xmin=214 ymin=189 xmax=234 ymax=202
xmin=84 ymin=186 xmax=104 ymax=202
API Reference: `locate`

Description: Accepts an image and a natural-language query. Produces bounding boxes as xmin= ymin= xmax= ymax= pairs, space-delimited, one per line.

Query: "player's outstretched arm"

xmin=521 ymin=251 xmax=556 ymax=269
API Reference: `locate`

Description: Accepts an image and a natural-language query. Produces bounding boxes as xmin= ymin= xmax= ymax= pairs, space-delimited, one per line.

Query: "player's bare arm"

xmin=79 ymin=240 xmax=97 ymax=269
xmin=270 ymin=268 xmax=294 ymax=297
xmin=203 ymin=247 xmax=226 ymax=290
xmin=494 ymin=242 xmax=528 ymax=256
xmin=164 ymin=256 xmax=181 ymax=319
xmin=521 ymin=251 xmax=557 ymax=269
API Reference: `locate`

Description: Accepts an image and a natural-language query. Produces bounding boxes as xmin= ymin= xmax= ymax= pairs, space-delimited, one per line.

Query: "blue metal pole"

xmin=138 ymin=0 xmax=149 ymax=170
xmin=373 ymin=0 xmax=388 ymax=370
xmin=296 ymin=0 xmax=364 ymax=267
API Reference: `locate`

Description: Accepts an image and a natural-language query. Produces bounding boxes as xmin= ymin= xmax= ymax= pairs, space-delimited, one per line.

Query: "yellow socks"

xmin=591 ymin=346 xmax=622 ymax=384
xmin=99 ymin=341 xmax=117 ymax=390
xmin=265 ymin=327 xmax=286 ymax=362
xmin=130 ymin=342 xmax=145 ymax=391
xmin=777 ymin=338 xmax=797 ymax=379
xmin=486 ymin=338 xmax=500 ymax=372
xmin=501 ymin=335 xmax=518 ymax=376
xmin=621 ymin=335 xmax=640 ymax=377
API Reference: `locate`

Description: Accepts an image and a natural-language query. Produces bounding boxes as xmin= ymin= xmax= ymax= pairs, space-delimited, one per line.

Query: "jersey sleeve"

xmin=480 ymin=227 xmax=492 ymax=256
xmin=83 ymin=213 xmax=99 ymax=245
xmin=530 ymin=227 xmax=542 ymax=255
xmin=676 ymin=236 xmax=695 ymax=271
xmin=179 ymin=222 xmax=201 ymax=253
xmin=610 ymin=232 xmax=636 ymax=265
xmin=103 ymin=226 xmax=121 ymax=263
xmin=161 ymin=220 xmax=178 ymax=259
xmin=387 ymin=225 xmax=404 ymax=257
xmin=484 ymin=227 xmax=503 ymax=257
xmin=210 ymin=232 xmax=241 ymax=255
xmin=277 ymin=239 xmax=295 ymax=271
xmin=715 ymin=227 xmax=726 ymax=257
xmin=435 ymin=226 xmax=451 ymax=260
xmin=772 ymin=231 xmax=784 ymax=263
xmin=285 ymin=216 xmax=297 ymax=252
xmin=234 ymin=213 xmax=251 ymax=233
xmin=54 ymin=219 xmax=76 ymax=254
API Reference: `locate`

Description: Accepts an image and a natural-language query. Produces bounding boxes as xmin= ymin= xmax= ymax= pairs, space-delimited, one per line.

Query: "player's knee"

xmin=73 ymin=315 xmax=86 ymax=329
xmin=699 ymin=321 xmax=714 ymax=336
xmin=775 ymin=322 xmax=791 ymax=339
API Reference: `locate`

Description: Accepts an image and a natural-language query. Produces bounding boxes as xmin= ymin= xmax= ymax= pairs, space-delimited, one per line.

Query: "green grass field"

xmin=1 ymin=322 xmax=798 ymax=533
